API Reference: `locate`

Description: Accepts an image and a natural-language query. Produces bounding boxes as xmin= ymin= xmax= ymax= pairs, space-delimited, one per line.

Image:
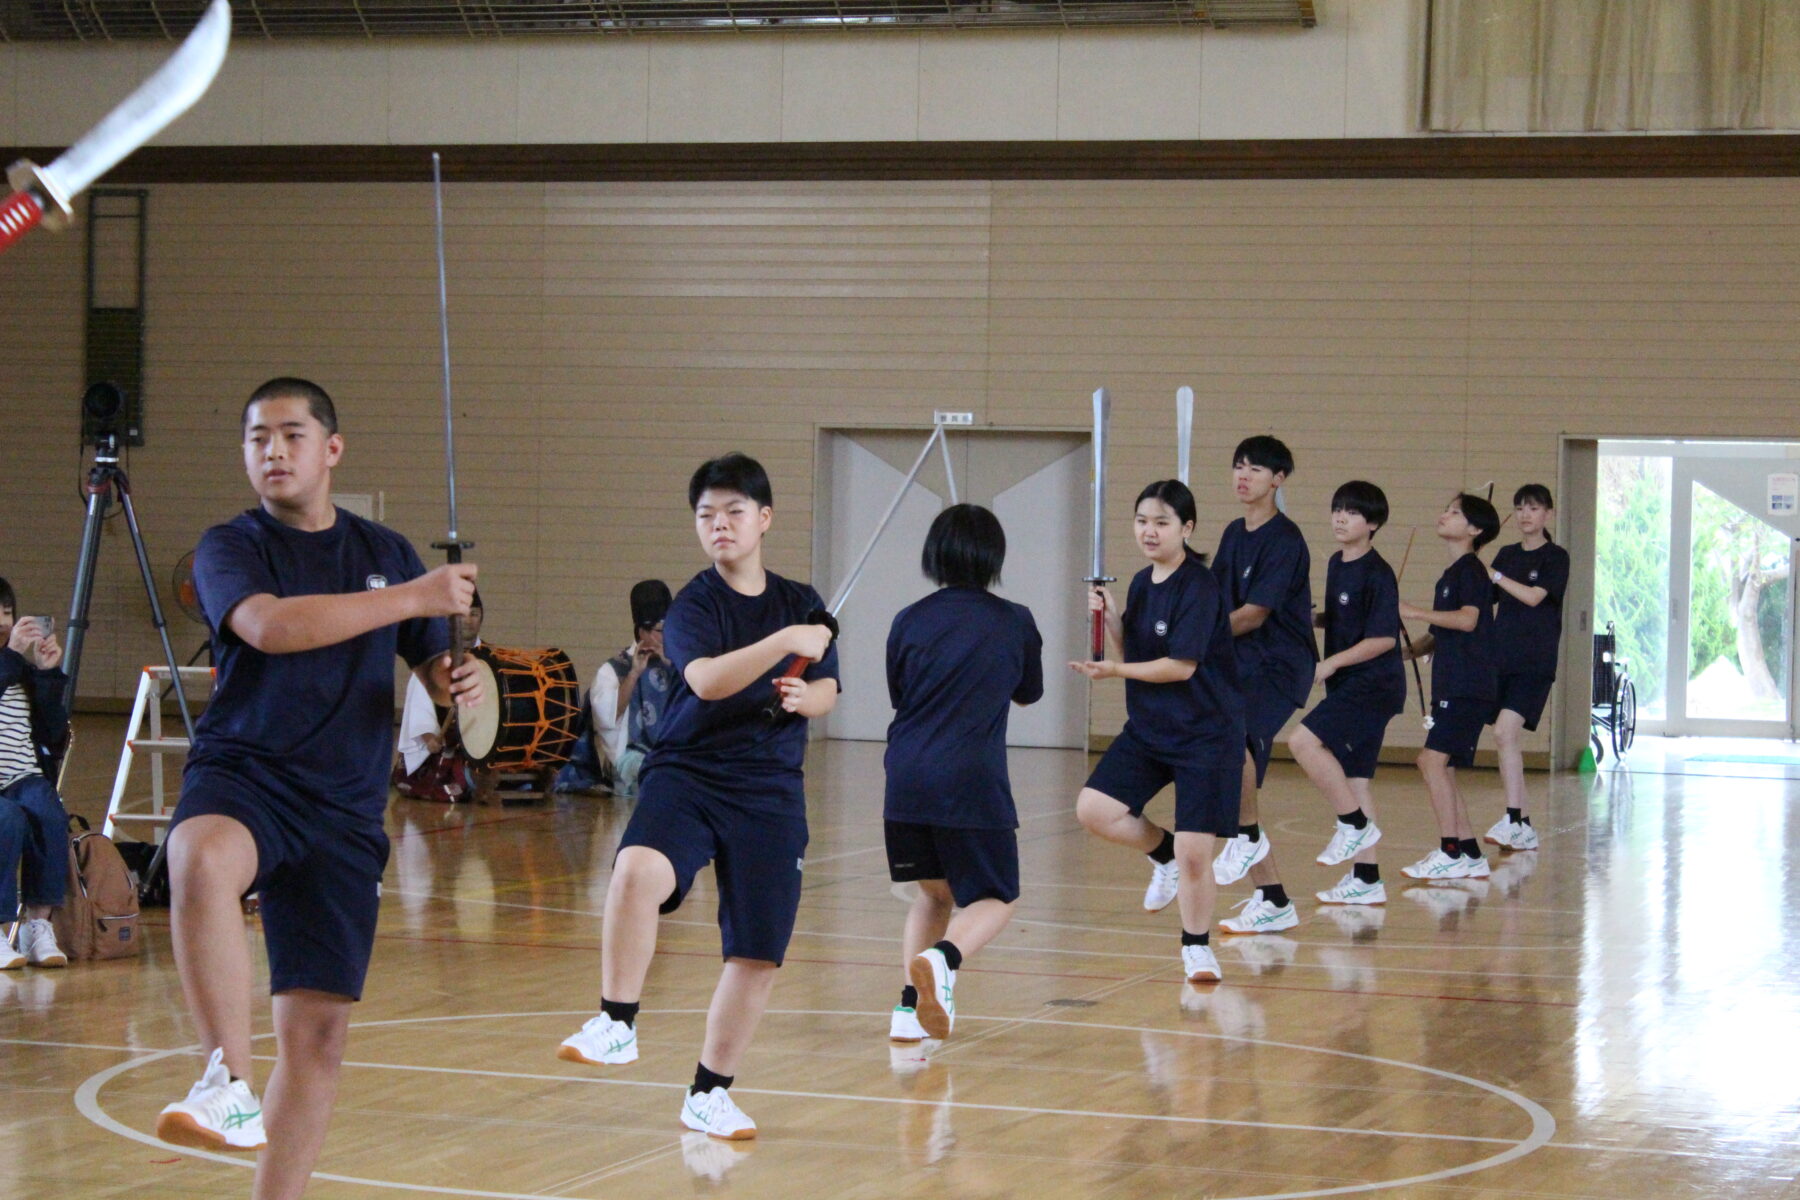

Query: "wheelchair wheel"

xmin=1590 ymin=729 xmax=1605 ymax=765
xmin=1612 ymin=678 xmax=1637 ymax=756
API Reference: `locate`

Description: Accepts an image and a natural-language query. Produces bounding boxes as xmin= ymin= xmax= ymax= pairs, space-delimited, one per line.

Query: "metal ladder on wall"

xmin=103 ymin=664 xmax=212 ymax=840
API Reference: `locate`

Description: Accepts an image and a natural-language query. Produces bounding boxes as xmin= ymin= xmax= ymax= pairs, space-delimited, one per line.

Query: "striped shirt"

xmin=0 ymin=682 xmax=40 ymax=789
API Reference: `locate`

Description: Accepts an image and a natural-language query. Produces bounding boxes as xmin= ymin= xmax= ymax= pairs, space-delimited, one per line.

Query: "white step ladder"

xmin=103 ymin=664 xmax=213 ymax=840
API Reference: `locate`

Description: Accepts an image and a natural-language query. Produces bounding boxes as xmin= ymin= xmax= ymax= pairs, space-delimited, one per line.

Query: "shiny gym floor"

xmin=6 ymin=721 xmax=1799 ymax=1199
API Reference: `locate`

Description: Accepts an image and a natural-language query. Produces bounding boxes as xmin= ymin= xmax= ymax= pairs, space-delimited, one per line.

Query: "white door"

xmin=815 ymin=429 xmax=1088 ymax=749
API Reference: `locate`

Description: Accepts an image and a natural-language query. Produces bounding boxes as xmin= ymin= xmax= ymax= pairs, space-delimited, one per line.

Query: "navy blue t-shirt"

xmin=644 ymin=567 xmax=840 ymax=814
xmin=1428 ymin=552 xmax=1497 ymax=702
xmin=187 ymin=507 xmax=448 ymax=820
xmin=1120 ymin=554 xmax=1245 ymax=767
xmin=1321 ymin=548 xmax=1406 ymax=715
xmin=1213 ymin=513 xmax=1318 ymax=708
xmin=884 ymin=588 xmax=1043 ymax=830
xmin=1492 ymin=541 xmax=1570 ymax=680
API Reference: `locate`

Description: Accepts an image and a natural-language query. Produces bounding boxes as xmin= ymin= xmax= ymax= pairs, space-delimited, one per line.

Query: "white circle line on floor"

xmin=74 ymin=1008 xmax=1553 ymax=1200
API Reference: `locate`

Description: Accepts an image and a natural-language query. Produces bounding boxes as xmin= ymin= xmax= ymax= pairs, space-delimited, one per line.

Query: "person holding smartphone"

xmin=588 ymin=580 xmax=674 ymax=798
xmin=0 ymin=578 xmax=72 ymax=970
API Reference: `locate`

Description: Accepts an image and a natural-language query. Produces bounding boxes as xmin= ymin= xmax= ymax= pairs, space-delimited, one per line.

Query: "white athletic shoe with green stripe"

xmin=557 ymin=1013 xmax=639 ymax=1065
xmin=682 ymin=1086 xmax=756 ymax=1140
xmin=155 ymin=1047 xmax=266 ymax=1151
xmin=1316 ymin=820 xmax=1382 ymax=866
xmin=1219 ymin=891 xmax=1299 ymax=934
xmin=909 ymin=948 xmax=956 ymax=1040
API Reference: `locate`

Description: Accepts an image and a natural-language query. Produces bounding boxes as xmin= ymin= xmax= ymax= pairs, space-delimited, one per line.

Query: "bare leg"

xmin=1416 ymin=750 xmax=1473 ymax=840
xmin=168 ymin=815 xmax=260 ymax=1080
xmin=601 ymin=846 xmax=675 ymax=1003
xmin=1172 ymin=833 xmax=1218 ymax=933
xmin=1076 ymin=788 xmax=1164 ymax=854
xmin=1493 ymin=709 xmax=1529 ymax=816
xmin=942 ymin=897 xmax=1015 ymax=960
xmin=698 ymin=958 xmax=779 ymax=1077
xmin=1347 ymin=779 xmax=1379 ymax=866
xmin=1241 ymin=753 xmax=1282 ymax=889
xmin=901 ymin=880 xmax=954 ymax=981
xmin=1288 ymin=724 xmax=1359 ymax=818
xmin=253 ymin=989 xmax=353 ymax=1200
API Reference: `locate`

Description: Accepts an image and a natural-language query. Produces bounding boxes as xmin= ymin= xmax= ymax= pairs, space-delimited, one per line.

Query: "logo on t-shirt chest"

xmin=1337 ymin=591 xmax=1350 ymax=606
xmin=366 ymin=574 xmax=389 ymax=590
xmin=1154 ymin=620 xmax=1168 ymax=637
xmin=1440 ymin=585 xmax=1451 ymax=600
xmin=1528 ymin=569 xmax=1539 ymax=582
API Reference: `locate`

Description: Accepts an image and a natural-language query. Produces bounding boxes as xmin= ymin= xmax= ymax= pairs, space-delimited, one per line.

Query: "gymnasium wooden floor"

xmin=7 ymin=721 xmax=1800 ymax=1199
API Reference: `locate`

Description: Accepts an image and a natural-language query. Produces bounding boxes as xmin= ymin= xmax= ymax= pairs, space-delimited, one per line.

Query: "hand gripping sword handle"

xmin=763 ymin=610 xmax=839 ymax=721
xmin=0 ymin=189 xmax=46 ymax=254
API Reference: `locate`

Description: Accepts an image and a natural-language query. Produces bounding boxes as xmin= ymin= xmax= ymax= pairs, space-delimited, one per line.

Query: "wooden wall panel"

xmin=3 ymin=175 xmax=1796 ymax=766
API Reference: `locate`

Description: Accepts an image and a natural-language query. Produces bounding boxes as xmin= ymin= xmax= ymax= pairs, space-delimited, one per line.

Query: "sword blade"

xmin=1089 ymin=387 xmax=1111 ymax=582
xmin=1176 ymin=386 xmax=1193 ymax=486
xmin=41 ymin=0 xmax=231 ymax=207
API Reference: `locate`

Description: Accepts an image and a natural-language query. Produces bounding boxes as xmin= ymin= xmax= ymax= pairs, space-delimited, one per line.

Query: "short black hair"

xmin=1331 ymin=480 xmax=1389 ymax=531
xmin=1513 ymin=483 xmax=1555 ymax=509
xmin=1232 ymin=435 xmax=1294 ymax=478
xmin=688 ymin=452 xmax=773 ymax=511
xmin=1134 ymin=479 xmax=1197 ymax=528
xmin=1454 ymin=493 xmax=1501 ymax=550
xmin=630 ymin=579 xmax=672 ymax=631
xmin=922 ymin=504 xmax=1005 ymax=590
xmin=0 ymin=576 xmax=14 ymax=616
xmin=242 ymin=377 xmax=338 ymax=434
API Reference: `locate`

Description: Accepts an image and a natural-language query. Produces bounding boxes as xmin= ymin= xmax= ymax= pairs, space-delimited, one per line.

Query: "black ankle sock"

xmin=601 ymin=998 xmax=639 ymax=1028
xmin=900 ymin=984 xmax=918 ymax=1009
xmin=1352 ymin=863 xmax=1381 ymax=884
xmin=1441 ymin=837 xmax=1462 ymax=857
xmin=1506 ymin=806 xmax=1522 ymax=824
xmin=1148 ymin=829 xmax=1176 ymax=865
xmin=1240 ymin=824 xmax=1261 ymax=842
xmin=1259 ymin=884 xmax=1290 ymax=909
xmin=1458 ymin=838 xmax=1481 ymax=860
xmin=1340 ymin=808 xmax=1369 ymax=830
xmin=932 ymin=940 xmax=963 ymax=972
xmin=1518 ymin=814 xmax=1532 ymax=827
xmin=1181 ymin=929 xmax=1210 ymax=947
xmin=691 ymin=1063 xmax=734 ymax=1096
xmin=229 ymin=1075 xmax=243 ymax=1084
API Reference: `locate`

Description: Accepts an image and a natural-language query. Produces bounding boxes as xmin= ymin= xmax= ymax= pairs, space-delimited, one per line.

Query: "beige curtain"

xmin=1427 ymin=0 xmax=1800 ymax=131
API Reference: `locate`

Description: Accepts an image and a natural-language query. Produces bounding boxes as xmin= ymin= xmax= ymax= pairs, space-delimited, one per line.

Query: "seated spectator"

xmin=392 ymin=604 xmax=483 ymax=803
xmin=0 ymin=579 xmax=70 ymax=969
xmin=555 ymin=580 xmax=672 ymax=798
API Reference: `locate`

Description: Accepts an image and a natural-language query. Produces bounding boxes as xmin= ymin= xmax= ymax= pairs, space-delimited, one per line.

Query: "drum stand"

xmin=63 ymin=432 xmax=199 ymax=887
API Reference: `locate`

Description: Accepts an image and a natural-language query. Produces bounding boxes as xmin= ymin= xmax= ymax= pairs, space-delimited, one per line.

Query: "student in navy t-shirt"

xmin=1072 ymin=480 xmax=1244 ymax=986
xmin=1484 ymin=484 xmax=1568 ymax=853
xmin=558 ymin=453 xmax=839 ymax=1142
xmin=1287 ymin=482 xmax=1406 ymax=916
xmin=1399 ymin=493 xmax=1501 ymax=884
xmin=883 ymin=504 xmax=1043 ymax=1044
xmin=155 ymin=379 xmax=481 ymax=1192
xmin=1209 ymin=436 xmax=1317 ymax=939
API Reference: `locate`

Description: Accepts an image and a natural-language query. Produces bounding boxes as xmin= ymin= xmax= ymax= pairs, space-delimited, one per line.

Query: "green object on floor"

xmin=1577 ymin=744 xmax=1597 ymax=773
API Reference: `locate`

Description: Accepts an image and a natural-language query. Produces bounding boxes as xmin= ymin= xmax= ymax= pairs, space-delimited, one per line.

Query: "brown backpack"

xmin=51 ymin=816 xmax=141 ymax=961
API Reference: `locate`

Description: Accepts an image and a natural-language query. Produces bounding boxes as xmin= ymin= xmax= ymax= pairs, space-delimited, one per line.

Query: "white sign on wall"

xmin=1769 ymin=473 xmax=1798 ymax=517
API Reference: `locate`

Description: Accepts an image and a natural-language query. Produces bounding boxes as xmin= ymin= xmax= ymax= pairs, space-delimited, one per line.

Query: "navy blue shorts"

xmin=621 ymin=769 xmax=808 ymax=965
xmin=1424 ymin=696 xmax=1490 ymax=768
xmin=1243 ymin=688 xmax=1300 ymax=787
xmin=173 ymin=765 xmax=389 ymax=1001
xmin=1493 ymin=673 xmax=1554 ymax=732
xmin=1300 ymin=690 xmax=1396 ymax=780
xmin=1084 ymin=726 xmax=1242 ymax=837
xmin=885 ymin=821 xmax=1019 ymax=907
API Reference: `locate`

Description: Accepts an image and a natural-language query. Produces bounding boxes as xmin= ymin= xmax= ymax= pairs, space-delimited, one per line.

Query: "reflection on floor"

xmin=1617 ymin=733 xmax=1800 ymax=779
xmin=6 ymin=722 xmax=1800 ymax=1199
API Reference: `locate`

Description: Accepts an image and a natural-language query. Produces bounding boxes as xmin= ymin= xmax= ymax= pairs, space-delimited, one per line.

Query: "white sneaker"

xmin=908 ymin=949 xmax=956 ymax=1040
xmin=1459 ymin=854 xmax=1491 ymax=878
xmin=1218 ymin=891 xmax=1299 ymax=935
xmin=1212 ymin=832 xmax=1270 ymax=886
xmin=18 ymin=919 xmax=66 ymax=968
xmin=0 ymin=930 xmax=22 ymax=971
xmin=1229 ymin=934 xmax=1298 ymax=975
xmin=680 ymin=1130 xmax=753 ymax=1180
xmin=1181 ymin=942 xmax=1222 ymax=983
xmin=557 ymin=1013 xmax=639 ymax=1066
xmin=1316 ymin=873 xmax=1387 ymax=906
xmin=1316 ymin=820 xmax=1382 ymax=866
xmin=1482 ymin=815 xmax=1515 ymax=847
xmin=889 ymin=1005 xmax=927 ymax=1044
xmin=1142 ymin=857 xmax=1180 ymax=912
xmin=1401 ymin=849 xmax=1469 ymax=880
xmin=155 ymin=1048 xmax=267 ymax=1151
xmin=681 ymin=1086 xmax=756 ymax=1140
xmin=1508 ymin=822 xmax=1540 ymax=851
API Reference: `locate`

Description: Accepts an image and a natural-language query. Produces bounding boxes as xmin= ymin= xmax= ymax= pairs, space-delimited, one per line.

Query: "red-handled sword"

xmin=0 ymin=0 xmax=231 ymax=255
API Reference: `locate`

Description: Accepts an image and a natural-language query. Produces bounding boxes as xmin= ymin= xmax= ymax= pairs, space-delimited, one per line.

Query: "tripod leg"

xmin=61 ymin=477 xmax=113 ymax=705
xmin=116 ymin=484 xmax=199 ymax=743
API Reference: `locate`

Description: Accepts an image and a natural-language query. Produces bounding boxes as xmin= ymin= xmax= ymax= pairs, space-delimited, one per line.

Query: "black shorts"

xmin=173 ymin=765 xmax=389 ymax=1001
xmin=1300 ymin=690 xmax=1396 ymax=780
xmin=1492 ymin=673 xmax=1554 ymax=732
xmin=885 ymin=821 xmax=1019 ymax=907
xmin=1243 ymin=688 xmax=1300 ymax=788
xmin=1424 ymin=696 xmax=1490 ymax=768
xmin=1084 ymin=726 xmax=1242 ymax=837
xmin=621 ymin=769 xmax=808 ymax=965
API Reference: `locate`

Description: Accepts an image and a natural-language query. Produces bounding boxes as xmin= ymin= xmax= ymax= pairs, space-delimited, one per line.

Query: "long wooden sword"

xmin=1 ymin=0 xmax=231 ymax=254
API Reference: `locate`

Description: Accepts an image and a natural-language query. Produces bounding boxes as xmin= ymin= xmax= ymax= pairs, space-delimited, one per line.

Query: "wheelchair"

xmin=1590 ymin=622 xmax=1637 ymax=764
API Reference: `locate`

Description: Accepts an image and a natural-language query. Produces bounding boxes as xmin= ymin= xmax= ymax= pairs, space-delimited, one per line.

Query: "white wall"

xmin=0 ymin=0 xmax=1425 ymax=148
